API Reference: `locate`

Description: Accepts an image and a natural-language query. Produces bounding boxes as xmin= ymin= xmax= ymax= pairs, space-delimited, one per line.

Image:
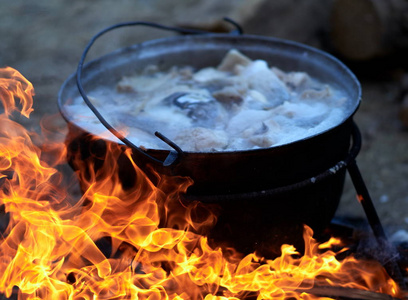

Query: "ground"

xmin=1 ymin=0 xmax=407 ymax=241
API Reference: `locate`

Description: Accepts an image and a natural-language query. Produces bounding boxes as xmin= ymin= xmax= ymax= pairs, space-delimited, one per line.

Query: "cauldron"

xmin=58 ymin=25 xmax=361 ymax=254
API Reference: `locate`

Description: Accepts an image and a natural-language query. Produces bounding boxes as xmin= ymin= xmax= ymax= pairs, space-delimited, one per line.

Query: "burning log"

xmin=400 ymin=93 xmax=408 ymax=128
xmin=217 ymin=284 xmax=404 ymax=300
xmin=296 ymin=284 xmax=403 ymax=300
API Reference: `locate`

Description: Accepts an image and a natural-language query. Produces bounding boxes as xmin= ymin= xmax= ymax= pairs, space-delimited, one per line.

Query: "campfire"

xmin=0 ymin=65 xmax=407 ymax=299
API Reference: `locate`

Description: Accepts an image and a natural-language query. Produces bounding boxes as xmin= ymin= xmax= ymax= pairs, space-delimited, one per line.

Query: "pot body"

xmin=59 ymin=34 xmax=361 ymax=253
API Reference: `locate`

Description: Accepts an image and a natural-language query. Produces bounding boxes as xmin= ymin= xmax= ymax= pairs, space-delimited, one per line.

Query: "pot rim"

xmin=58 ymin=33 xmax=362 ymax=156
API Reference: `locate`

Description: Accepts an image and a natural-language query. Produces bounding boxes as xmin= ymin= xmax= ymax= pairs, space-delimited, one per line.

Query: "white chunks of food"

xmin=65 ymin=49 xmax=350 ymax=152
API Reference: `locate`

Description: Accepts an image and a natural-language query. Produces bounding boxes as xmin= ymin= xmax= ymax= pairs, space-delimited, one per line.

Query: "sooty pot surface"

xmin=59 ymin=33 xmax=361 ymax=253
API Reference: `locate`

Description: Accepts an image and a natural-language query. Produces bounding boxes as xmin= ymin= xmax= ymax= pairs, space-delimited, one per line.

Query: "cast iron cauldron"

xmin=58 ymin=25 xmax=361 ymax=254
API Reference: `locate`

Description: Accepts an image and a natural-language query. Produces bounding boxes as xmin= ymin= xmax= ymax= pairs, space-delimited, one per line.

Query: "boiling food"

xmin=65 ymin=49 xmax=351 ymax=152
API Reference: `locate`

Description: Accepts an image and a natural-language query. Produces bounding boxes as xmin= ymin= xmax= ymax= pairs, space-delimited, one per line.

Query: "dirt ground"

xmin=1 ymin=1 xmax=407 ymax=241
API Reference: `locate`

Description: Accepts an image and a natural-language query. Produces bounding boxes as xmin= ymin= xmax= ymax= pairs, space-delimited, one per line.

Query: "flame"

xmin=0 ymin=67 xmax=34 ymax=118
xmin=0 ymin=67 xmax=406 ymax=299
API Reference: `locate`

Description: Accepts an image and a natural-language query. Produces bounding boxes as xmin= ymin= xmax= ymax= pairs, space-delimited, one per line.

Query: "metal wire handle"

xmin=76 ymin=19 xmax=243 ymax=167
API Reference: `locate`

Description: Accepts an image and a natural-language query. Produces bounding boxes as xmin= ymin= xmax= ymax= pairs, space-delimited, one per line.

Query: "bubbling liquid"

xmin=65 ymin=49 xmax=351 ymax=152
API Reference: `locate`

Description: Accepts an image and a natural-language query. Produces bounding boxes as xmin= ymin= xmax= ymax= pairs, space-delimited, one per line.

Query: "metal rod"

xmin=347 ymin=145 xmax=406 ymax=289
xmin=347 ymin=160 xmax=388 ymax=242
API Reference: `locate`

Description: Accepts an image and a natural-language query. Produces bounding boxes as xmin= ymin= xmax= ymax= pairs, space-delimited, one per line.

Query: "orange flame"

xmin=0 ymin=67 xmax=406 ymax=299
xmin=0 ymin=67 xmax=34 ymax=118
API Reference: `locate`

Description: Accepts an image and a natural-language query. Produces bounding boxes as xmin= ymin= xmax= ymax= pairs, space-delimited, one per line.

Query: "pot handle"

xmin=76 ymin=19 xmax=243 ymax=167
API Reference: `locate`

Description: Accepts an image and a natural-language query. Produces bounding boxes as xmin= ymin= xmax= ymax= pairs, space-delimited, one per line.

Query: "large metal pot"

xmin=58 ymin=31 xmax=361 ymax=254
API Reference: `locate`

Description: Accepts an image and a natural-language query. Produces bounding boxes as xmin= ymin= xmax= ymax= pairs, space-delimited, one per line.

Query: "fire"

xmin=0 ymin=67 xmax=406 ymax=299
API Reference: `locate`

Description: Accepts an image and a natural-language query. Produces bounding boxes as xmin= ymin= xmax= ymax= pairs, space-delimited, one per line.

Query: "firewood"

xmin=330 ymin=0 xmax=408 ymax=60
xmin=400 ymin=93 xmax=408 ymax=128
xmin=295 ymin=284 xmax=403 ymax=300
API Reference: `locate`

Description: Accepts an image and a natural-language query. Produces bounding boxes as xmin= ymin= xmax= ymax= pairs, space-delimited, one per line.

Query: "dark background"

xmin=1 ymin=0 xmax=407 ymax=240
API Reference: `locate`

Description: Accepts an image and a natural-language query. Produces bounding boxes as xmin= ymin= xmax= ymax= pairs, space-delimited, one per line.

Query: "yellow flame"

xmin=0 ymin=67 xmax=405 ymax=299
